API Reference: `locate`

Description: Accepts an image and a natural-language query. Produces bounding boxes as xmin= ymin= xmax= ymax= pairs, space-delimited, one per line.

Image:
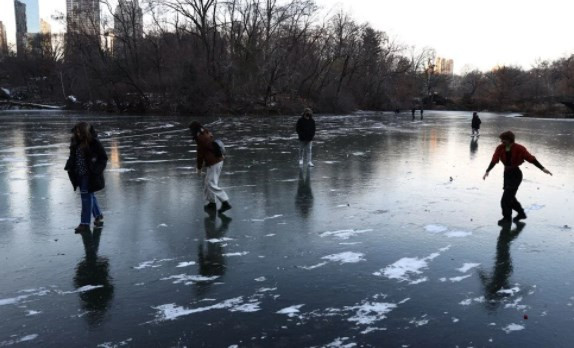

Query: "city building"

xmin=14 ymin=0 xmax=28 ymax=56
xmin=0 ymin=21 xmax=8 ymax=56
xmin=113 ymin=0 xmax=143 ymax=57
xmin=435 ymin=57 xmax=454 ymax=75
xmin=66 ymin=0 xmax=100 ymax=36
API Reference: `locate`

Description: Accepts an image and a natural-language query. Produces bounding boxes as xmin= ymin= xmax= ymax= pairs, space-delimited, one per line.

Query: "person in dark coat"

xmin=471 ymin=112 xmax=482 ymax=135
xmin=483 ymin=131 xmax=552 ymax=225
xmin=296 ymin=108 xmax=316 ymax=167
xmin=65 ymin=122 xmax=108 ymax=233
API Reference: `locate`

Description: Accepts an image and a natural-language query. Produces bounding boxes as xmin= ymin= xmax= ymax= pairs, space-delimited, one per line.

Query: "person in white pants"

xmin=189 ymin=121 xmax=231 ymax=214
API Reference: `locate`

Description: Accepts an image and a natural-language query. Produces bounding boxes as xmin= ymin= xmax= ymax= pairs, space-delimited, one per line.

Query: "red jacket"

xmin=489 ymin=143 xmax=538 ymax=171
xmin=195 ymin=128 xmax=223 ymax=170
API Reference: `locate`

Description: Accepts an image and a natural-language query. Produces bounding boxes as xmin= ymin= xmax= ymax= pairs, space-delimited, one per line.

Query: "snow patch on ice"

xmin=251 ymin=215 xmax=283 ymax=222
xmin=176 ymin=261 xmax=196 ymax=268
xmin=0 ymin=334 xmax=39 ymax=346
xmin=319 ymin=229 xmax=373 ymax=240
xmin=107 ymin=168 xmax=135 ymax=173
xmin=277 ymin=304 xmax=305 ymax=317
xmin=153 ymin=297 xmax=248 ymax=321
xmin=346 ymin=301 xmax=397 ymax=325
xmin=206 ymin=237 xmax=233 ymax=243
xmin=133 ymin=258 xmax=175 ymax=270
xmin=459 ymin=296 xmax=485 ymax=305
xmin=223 ymin=252 xmax=249 ymax=257
xmin=502 ymin=323 xmax=525 ymax=333
xmin=457 ymin=263 xmax=481 ymax=273
xmin=324 ymin=337 xmax=357 ymax=348
xmin=374 ymin=246 xmax=449 ymax=284
xmin=254 ymin=277 xmax=266 ymax=282
xmin=161 ymin=274 xmax=219 ymax=285
xmin=448 ymin=275 xmax=471 ymax=282
xmin=322 ymin=252 xmax=365 ymax=264
xmin=445 ymin=230 xmax=472 ymax=238
xmin=301 ymin=262 xmax=328 ymax=270
xmin=497 ymin=287 xmax=520 ymax=296
xmin=424 ymin=224 xmax=448 ymax=233
xmin=525 ymin=204 xmax=544 ymax=211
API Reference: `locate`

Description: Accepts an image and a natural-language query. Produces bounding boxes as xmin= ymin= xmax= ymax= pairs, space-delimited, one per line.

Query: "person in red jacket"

xmin=483 ymin=131 xmax=552 ymax=225
xmin=189 ymin=121 xmax=231 ymax=214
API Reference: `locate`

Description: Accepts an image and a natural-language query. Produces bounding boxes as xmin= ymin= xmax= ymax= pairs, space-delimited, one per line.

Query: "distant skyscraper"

xmin=15 ymin=0 xmax=28 ymax=55
xmin=113 ymin=0 xmax=143 ymax=56
xmin=435 ymin=57 xmax=454 ymax=75
xmin=66 ymin=0 xmax=100 ymax=36
xmin=0 ymin=21 xmax=8 ymax=56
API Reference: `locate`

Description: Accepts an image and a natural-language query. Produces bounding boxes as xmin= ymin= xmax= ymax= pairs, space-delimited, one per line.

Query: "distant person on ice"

xmin=65 ymin=122 xmax=108 ymax=233
xmin=296 ymin=108 xmax=316 ymax=167
xmin=483 ymin=131 xmax=552 ymax=225
xmin=420 ymin=108 xmax=424 ymax=120
xmin=411 ymin=107 xmax=416 ymax=120
xmin=471 ymin=112 xmax=482 ymax=135
xmin=189 ymin=121 xmax=231 ymax=214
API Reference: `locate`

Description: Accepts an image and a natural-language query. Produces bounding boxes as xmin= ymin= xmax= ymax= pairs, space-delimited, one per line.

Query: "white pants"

xmin=299 ymin=141 xmax=313 ymax=164
xmin=204 ymin=162 xmax=229 ymax=204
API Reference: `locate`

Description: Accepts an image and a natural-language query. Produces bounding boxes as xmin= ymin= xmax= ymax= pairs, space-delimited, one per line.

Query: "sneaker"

xmin=74 ymin=224 xmax=91 ymax=234
xmin=308 ymin=162 xmax=314 ymax=167
xmin=299 ymin=160 xmax=303 ymax=166
xmin=513 ymin=212 xmax=527 ymax=222
xmin=497 ymin=218 xmax=511 ymax=226
xmin=219 ymin=201 xmax=232 ymax=213
xmin=204 ymin=202 xmax=216 ymax=211
xmin=94 ymin=215 xmax=104 ymax=227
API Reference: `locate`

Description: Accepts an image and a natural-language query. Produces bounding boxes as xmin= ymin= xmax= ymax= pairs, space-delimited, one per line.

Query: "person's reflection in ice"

xmin=470 ymin=136 xmax=479 ymax=158
xmin=295 ymin=167 xmax=314 ymax=218
xmin=74 ymin=228 xmax=114 ymax=327
xmin=478 ymin=222 xmax=525 ymax=311
xmin=196 ymin=213 xmax=232 ymax=295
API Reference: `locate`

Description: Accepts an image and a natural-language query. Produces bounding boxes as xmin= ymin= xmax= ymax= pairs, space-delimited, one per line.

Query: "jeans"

xmin=299 ymin=141 xmax=313 ymax=164
xmin=79 ymin=176 xmax=103 ymax=225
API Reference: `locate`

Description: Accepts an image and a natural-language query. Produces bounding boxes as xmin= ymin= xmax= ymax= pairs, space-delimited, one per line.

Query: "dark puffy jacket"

xmin=65 ymin=135 xmax=108 ymax=193
xmin=296 ymin=116 xmax=316 ymax=141
xmin=472 ymin=116 xmax=481 ymax=129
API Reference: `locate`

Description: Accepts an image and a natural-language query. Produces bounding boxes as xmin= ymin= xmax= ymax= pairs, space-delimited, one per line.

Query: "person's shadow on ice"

xmin=295 ymin=167 xmax=314 ymax=218
xmin=470 ymin=137 xmax=479 ymax=159
xmin=75 ymin=228 xmax=114 ymax=327
xmin=478 ymin=222 xmax=525 ymax=311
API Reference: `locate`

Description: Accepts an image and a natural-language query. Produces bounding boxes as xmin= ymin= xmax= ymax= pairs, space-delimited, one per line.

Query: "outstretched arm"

xmin=483 ymin=161 xmax=496 ymax=180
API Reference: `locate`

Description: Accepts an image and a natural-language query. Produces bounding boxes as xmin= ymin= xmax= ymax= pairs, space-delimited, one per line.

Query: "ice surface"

xmin=319 ymin=229 xmax=373 ymax=240
xmin=457 ymin=263 xmax=481 ymax=273
xmin=502 ymin=323 xmax=525 ymax=333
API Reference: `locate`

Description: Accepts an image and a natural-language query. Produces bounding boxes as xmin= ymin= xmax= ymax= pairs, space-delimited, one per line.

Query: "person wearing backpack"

xmin=296 ymin=108 xmax=316 ymax=167
xmin=189 ymin=121 xmax=231 ymax=214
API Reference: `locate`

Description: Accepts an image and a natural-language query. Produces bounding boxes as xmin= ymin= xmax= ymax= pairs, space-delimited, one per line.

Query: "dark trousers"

xmin=501 ymin=168 xmax=524 ymax=219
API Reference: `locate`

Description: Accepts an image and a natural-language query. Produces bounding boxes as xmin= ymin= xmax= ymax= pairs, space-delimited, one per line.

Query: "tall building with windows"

xmin=435 ymin=57 xmax=454 ymax=75
xmin=15 ymin=0 xmax=28 ymax=56
xmin=113 ymin=0 xmax=143 ymax=56
xmin=66 ymin=0 xmax=100 ymax=36
xmin=0 ymin=21 xmax=8 ymax=56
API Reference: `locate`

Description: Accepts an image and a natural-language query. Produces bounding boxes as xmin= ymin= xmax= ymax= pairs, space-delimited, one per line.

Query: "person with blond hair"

xmin=483 ymin=131 xmax=552 ymax=225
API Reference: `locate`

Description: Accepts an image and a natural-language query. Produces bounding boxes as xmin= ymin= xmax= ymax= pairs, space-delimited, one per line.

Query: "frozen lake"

xmin=1 ymin=110 xmax=573 ymax=347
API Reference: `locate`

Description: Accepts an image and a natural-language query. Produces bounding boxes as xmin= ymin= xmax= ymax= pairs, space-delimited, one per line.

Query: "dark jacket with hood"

xmin=472 ymin=115 xmax=482 ymax=129
xmin=193 ymin=127 xmax=223 ymax=170
xmin=65 ymin=125 xmax=108 ymax=192
xmin=296 ymin=116 xmax=316 ymax=142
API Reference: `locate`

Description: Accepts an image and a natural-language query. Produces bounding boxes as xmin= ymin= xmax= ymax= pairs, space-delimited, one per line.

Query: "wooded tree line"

xmin=1 ymin=0 xmax=573 ymax=115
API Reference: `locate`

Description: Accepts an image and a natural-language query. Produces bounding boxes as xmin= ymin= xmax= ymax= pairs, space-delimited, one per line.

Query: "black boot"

xmin=497 ymin=217 xmax=512 ymax=226
xmin=204 ymin=202 xmax=216 ymax=212
xmin=513 ymin=211 xmax=527 ymax=222
xmin=218 ymin=201 xmax=232 ymax=213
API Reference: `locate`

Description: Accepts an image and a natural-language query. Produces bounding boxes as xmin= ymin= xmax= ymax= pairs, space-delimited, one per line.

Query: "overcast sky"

xmin=315 ymin=0 xmax=574 ymax=73
xmin=2 ymin=0 xmax=573 ymax=73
